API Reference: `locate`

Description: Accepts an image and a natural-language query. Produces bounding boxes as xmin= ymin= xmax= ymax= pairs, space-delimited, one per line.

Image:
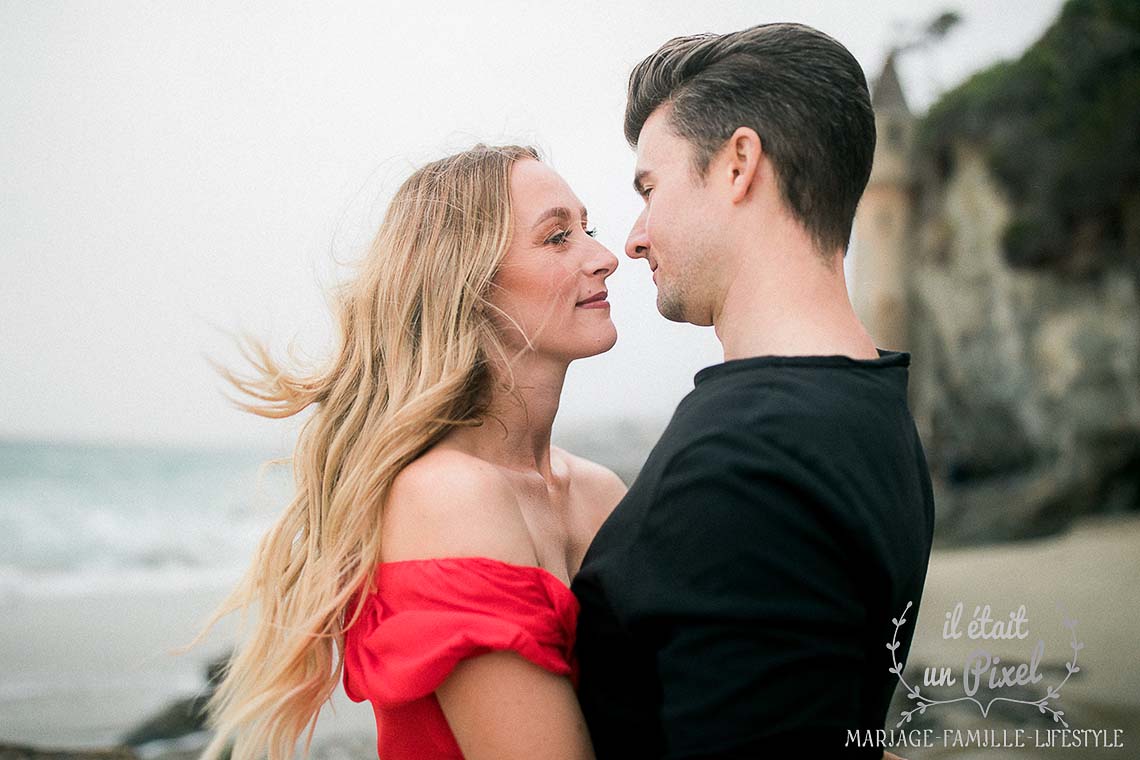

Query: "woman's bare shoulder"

xmin=555 ymin=447 xmax=627 ymax=494
xmin=553 ymin=446 xmax=628 ymax=526
xmin=381 ymin=446 xmax=538 ymax=566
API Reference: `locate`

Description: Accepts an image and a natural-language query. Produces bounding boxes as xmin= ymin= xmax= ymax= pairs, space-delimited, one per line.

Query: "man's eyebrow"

xmin=633 ymin=169 xmax=653 ymax=195
xmin=531 ymin=206 xmax=589 ymax=229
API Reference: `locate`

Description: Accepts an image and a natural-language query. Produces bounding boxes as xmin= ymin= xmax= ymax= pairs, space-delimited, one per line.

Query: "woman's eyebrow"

xmin=531 ymin=206 xmax=589 ymax=229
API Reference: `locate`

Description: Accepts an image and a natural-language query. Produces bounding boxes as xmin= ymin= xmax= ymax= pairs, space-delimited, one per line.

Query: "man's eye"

xmin=641 ymin=187 xmax=654 ymax=200
xmin=585 ymin=227 xmax=598 ymax=238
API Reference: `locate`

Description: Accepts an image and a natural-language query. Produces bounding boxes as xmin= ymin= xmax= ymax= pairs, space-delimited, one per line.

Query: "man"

xmin=571 ymin=22 xmax=935 ymax=758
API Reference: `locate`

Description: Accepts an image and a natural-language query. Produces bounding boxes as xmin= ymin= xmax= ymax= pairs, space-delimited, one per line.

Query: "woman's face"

xmin=487 ymin=159 xmax=619 ymax=362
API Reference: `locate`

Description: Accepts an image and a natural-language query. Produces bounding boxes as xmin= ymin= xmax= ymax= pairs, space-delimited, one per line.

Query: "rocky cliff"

xmin=904 ymin=0 xmax=1140 ymax=544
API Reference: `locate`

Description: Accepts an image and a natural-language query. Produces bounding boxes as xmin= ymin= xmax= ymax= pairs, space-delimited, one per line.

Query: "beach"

xmin=1 ymin=436 xmax=1136 ymax=757
xmin=884 ymin=513 xmax=1140 ymax=758
xmin=0 ymin=575 xmax=377 ymax=755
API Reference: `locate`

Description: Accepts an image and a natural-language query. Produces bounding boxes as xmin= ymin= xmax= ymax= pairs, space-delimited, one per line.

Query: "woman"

xmin=191 ymin=143 xmax=626 ymax=760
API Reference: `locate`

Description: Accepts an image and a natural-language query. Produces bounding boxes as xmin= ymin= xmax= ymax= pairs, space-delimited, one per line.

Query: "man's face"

xmin=625 ymin=106 xmax=722 ymax=326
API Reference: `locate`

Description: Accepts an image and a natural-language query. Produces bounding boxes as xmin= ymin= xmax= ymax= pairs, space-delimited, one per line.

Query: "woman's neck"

xmin=439 ymin=352 xmax=568 ymax=480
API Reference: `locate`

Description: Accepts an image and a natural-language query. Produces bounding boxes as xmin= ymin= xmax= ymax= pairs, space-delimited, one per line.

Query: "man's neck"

xmin=712 ymin=242 xmax=879 ymax=362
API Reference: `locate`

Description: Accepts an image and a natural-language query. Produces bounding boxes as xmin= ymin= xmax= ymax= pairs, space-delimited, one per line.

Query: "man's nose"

xmin=625 ymin=209 xmax=650 ymax=260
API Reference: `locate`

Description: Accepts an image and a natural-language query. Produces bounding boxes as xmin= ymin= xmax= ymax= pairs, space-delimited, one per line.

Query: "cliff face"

xmin=897 ymin=0 xmax=1140 ymax=545
xmin=908 ymin=144 xmax=1140 ymax=545
xmin=917 ymin=0 xmax=1140 ymax=276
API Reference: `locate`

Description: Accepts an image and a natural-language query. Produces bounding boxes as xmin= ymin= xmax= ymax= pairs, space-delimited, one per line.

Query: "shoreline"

xmin=1 ymin=514 xmax=1136 ymax=755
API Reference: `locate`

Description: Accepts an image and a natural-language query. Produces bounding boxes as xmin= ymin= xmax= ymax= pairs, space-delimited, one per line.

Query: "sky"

xmin=1 ymin=0 xmax=1067 ymax=449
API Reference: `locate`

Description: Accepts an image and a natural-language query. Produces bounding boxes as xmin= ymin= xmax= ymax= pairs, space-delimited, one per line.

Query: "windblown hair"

xmin=625 ymin=22 xmax=876 ymax=256
xmin=187 ymin=143 xmax=541 ymax=760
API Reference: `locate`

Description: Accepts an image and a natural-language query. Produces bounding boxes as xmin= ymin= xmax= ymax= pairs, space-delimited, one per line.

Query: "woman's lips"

xmin=576 ymin=290 xmax=608 ymax=308
xmin=577 ymin=298 xmax=609 ymax=309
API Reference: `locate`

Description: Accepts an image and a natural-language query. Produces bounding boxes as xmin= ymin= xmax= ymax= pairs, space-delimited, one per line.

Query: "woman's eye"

xmin=547 ymin=226 xmax=597 ymax=245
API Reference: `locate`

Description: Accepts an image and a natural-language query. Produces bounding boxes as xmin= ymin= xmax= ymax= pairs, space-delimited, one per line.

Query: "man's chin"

xmin=658 ymin=294 xmax=709 ymax=326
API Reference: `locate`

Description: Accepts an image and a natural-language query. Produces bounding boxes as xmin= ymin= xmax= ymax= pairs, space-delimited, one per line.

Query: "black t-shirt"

xmin=571 ymin=349 xmax=935 ymax=759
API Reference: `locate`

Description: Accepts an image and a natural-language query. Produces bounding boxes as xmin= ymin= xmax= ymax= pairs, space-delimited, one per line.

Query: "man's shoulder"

xmin=669 ymin=378 xmax=892 ymax=480
xmin=641 ymin=411 xmax=850 ymax=528
xmin=660 ymin=396 xmax=791 ymax=465
xmin=671 ymin=370 xmax=826 ymax=433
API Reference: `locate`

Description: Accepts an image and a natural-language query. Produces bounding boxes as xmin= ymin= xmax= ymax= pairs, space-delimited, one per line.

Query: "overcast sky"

xmin=1 ymin=0 xmax=1066 ymax=449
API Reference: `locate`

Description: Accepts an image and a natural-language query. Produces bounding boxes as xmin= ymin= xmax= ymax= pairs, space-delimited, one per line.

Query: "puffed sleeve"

xmin=342 ymin=556 xmax=579 ymax=706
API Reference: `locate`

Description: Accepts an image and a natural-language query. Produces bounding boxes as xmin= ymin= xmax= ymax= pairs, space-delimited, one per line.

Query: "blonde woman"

xmin=195 ymin=144 xmax=627 ymax=760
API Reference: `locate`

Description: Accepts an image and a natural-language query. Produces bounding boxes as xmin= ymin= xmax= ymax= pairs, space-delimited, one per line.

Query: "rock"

xmin=905 ymin=144 xmax=1140 ymax=546
xmin=857 ymin=4 xmax=1140 ymax=546
xmin=121 ymin=654 xmax=230 ymax=749
xmin=0 ymin=746 xmax=137 ymax=760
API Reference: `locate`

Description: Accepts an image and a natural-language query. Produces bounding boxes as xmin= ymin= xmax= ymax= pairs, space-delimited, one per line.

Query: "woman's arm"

xmin=437 ymin=651 xmax=595 ymax=760
xmin=382 ymin=449 xmax=596 ymax=759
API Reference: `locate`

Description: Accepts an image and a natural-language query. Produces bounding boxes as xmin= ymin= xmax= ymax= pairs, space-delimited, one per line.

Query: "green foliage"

xmin=917 ymin=0 xmax=1140 ymax=271
xmin=924 ymin=11 xmax=962 ymax=42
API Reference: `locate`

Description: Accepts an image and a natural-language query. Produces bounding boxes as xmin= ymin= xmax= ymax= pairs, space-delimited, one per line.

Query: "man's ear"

xmin=723 ymin=126 xmax=762 ymax=204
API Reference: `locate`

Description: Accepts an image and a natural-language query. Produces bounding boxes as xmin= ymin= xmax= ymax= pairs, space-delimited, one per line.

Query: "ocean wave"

xmin=0 ymin=440 xmax=292 ymax=594
xmin=0 ymin=563 xmax=249 ymax=598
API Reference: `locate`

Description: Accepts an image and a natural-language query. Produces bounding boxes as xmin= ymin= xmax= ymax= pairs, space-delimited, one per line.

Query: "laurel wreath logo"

xmin=888 ymin=600 xmax=1084 ymax=728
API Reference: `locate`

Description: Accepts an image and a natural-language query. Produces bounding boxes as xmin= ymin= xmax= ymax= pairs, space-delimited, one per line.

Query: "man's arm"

xmin=626 ymin=431 xmax=875 ymax=758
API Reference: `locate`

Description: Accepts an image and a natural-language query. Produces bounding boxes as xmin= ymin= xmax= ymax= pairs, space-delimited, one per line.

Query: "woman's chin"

xmin=577 ymin=327 xmax=618 ymax=358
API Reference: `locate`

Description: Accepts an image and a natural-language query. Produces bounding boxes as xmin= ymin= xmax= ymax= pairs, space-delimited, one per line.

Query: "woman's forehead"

xmin=511 ymin=160 xmax=585 ymax=222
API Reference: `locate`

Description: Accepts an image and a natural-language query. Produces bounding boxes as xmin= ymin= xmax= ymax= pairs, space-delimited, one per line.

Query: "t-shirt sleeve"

xmin=625 ymin=430 xmax=874 ymax=757
xmin=342 ymin=559 xmax=577 ymax=707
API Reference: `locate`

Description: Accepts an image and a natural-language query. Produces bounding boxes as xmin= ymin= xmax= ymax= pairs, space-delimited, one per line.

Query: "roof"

xmin=871 ymin=51 xmax=911 ymax=115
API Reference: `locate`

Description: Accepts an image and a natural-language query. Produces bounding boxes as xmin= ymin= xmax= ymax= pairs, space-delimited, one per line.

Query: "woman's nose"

xmin=588 ymin=238 xmax=619 ymax=277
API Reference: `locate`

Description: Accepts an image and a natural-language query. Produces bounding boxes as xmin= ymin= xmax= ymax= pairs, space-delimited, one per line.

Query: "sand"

xmin=885 ymin=513 xmax=1140 ymax=758
xmin=0 ymin=579 xmax=375 ymax=751
xmin=2 ymin=514 xmax=1137 ymax=757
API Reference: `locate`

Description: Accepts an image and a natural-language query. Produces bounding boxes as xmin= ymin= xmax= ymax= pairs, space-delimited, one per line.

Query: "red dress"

xmin=342 ymin=556 xmax=581 ymax=759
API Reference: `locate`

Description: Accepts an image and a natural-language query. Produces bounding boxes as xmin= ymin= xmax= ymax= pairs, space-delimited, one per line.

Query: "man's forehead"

xmin=635 ymin=106 xmax=684 ymax=167
xmin=638 ymin=108 xmax=672 ymax=154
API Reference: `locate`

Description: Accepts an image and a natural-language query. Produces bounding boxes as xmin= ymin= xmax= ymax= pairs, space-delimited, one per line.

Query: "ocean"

xmin=0 ymin=426 xmax=657 ymax=747
xmin=0 ymin=439 xmax=291 ymax=598
xmin=0 ymin=420 xmax=661 ymax=598
xmin=0 ymin=439 xmax=308 ymax=747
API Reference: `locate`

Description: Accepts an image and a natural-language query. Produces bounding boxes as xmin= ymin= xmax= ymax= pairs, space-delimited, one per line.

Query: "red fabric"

xmin=342 ymin=556 xmax=581 ymax=759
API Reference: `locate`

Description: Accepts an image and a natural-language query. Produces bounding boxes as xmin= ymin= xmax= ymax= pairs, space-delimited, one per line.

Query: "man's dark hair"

xmin=626 ymin=23 xmax=876 ymax=256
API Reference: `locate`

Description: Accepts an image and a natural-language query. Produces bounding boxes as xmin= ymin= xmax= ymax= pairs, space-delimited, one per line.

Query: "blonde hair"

xmin=188 ymin=143 xmax=541 ymax=760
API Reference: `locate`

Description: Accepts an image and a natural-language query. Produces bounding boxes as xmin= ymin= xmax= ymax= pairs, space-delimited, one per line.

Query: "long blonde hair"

xmin=189 ymin=143 xmax=541 ymax=760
